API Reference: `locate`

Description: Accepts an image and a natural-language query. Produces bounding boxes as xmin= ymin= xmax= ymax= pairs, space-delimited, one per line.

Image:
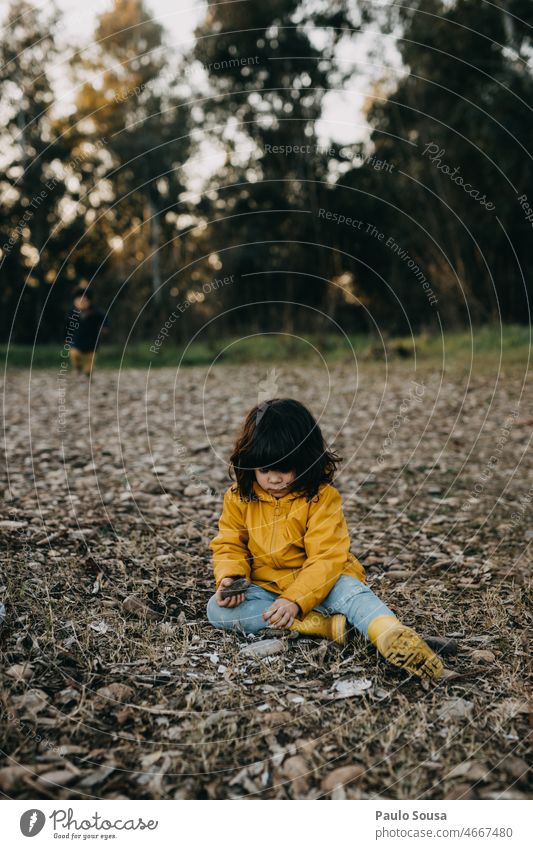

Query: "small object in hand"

xmin=424 ymin=636 xmax=459 ymax=657
xmin=219 ymin=578 xmax=250 ymax=599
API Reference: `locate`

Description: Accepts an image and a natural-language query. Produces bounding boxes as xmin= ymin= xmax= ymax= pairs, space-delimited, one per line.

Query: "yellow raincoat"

xmin=210 ymin=480 xmax=366 ymax=617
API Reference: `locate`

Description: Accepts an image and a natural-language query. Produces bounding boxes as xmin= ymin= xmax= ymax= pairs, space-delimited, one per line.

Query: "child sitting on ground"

xmin=207 ymin=398 xmax=444 ymax=681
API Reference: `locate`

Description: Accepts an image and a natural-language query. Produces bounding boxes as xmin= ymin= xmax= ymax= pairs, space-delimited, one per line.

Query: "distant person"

xmin=207 ymin=399 xmax=444 ymax=681
xmin=65 ymin=287 xmax=109 ymax=377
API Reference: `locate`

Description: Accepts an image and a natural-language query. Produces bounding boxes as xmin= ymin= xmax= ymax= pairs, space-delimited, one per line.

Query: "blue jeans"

xmin=206 ymin=575 xmax=395 ymax=639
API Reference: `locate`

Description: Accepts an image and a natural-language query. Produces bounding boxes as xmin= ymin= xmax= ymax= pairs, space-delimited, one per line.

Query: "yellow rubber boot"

xmin=289 ymin=611 xmax=347 ymax=645
xmin=368 ymin=615 xmax=444 ymax=680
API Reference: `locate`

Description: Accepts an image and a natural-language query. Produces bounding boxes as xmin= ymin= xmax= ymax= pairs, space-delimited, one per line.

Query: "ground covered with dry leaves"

xmin=0 ymin=360 xmax=531 ymax=800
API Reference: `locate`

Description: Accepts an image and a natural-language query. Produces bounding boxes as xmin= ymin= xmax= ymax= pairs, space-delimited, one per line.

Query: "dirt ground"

xmin=0 ymin=361 xmax=531 ymax=799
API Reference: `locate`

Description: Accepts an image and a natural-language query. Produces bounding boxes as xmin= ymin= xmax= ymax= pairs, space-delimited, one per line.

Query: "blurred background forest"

xmin=1 ymin=0 xmax=532 ymax=355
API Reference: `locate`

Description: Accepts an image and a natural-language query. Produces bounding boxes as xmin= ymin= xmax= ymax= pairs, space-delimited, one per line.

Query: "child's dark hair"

xmin=74 ymin=286 xmax=93 ymax=301
xmin=229 ymin=398 xmax=341 ymax=502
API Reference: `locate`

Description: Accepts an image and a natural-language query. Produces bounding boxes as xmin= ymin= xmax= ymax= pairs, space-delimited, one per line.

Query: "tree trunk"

xmin=147 ymin=191 xmax=162 ymax=304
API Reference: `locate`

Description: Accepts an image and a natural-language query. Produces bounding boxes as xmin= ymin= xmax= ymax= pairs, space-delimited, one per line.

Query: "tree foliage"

xmin=0 ymin=0 xmax=531 ymax=344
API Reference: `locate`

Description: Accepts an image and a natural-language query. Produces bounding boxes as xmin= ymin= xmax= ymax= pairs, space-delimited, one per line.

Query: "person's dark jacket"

xmin=65 ymin=306 xmax=109 ymax=352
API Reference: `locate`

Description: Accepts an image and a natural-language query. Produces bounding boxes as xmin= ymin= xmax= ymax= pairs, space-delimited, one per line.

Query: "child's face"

xmin=74 ymin=295 xmax=90 ymax=311
xmin=255 ymin=467 xmax=296 ymax=497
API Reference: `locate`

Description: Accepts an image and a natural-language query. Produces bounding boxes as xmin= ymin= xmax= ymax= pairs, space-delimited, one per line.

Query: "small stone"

xmin=333 ymin=677 xmax=372 ymax=698
xmin=184 ymin=484 xmax=205 ymax=496
xmin=239 ymin=639 xmax=286 ymax=659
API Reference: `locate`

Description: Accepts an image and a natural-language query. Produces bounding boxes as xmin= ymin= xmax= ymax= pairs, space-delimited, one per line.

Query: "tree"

xmin=0 ymin=1 xmax=70 ymax=342
xmin=191 ymin=0 xmax=363 ymax=334
xmin=64 ymin=0 xmax=192 ymax=336
xmin=338 ymin=0 xmax=533 ymax=329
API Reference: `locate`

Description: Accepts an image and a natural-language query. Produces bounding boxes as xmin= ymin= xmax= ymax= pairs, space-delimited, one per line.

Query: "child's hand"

xmin=215 ymin=577 xmax=246 ymax=608
xmin=263 ymin=598 xmax=300 ymax=629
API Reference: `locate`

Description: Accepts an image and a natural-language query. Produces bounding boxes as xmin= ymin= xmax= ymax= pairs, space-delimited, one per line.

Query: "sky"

xmin=56 ymin=0 xmax=202 ymax=52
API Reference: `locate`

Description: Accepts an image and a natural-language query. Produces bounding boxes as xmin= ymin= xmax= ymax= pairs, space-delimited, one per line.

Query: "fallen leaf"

xmin=37 ymin=769 xmax=78 ymax=787
xmin=260 ymin=711 xmax=293 ymax=725
xmin=386 ymin=569 xmax=413 ymax=578
xmin=202 ymin=709 xmax=232 ymax=729
xmin=55 ymin=687 xmax=79 ymax=706
xmin=330 ymin=786 xmax=346 ymax=800
xmin=444 ymin=783 xmax=475 ymax=800
xmin=77 ymin=766 xmax=115 ymax=788
xmin=123 ymin=594 xmax=159 ymax=620
xmin=470 ymin=649 xmax=496 ymax=663
xmin=282 ymin=755 xmax=309 ymax=795
xmin=6 ymin=663 xmax=34 ymax=681
xmin=140 ymin=750 xmax=165 ymax=769
xmin=116 ymin=708 xmax=134 ymax=726
xmin=0 ymin=766 xmax=30 ymax=792
xmin=321 ymin=765 xmax=365 ymax=793
xmin=437 ymin=698 xmax=474 ymax=721
xmin=95 ymin=683 xmax=134 ymax=705
xmin=89 ymin=620 xmax=111 ymax=634
xmin=446 ymin=761 xmax=489 ymax=781
xmin=500 ymin=755 xmax=529 ymax=782
xmin=10 ymin=689 xmax=49 ymax=715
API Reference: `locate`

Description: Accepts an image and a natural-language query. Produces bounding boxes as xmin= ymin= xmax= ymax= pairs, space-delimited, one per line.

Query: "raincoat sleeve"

xmin=210 ymin=487 xmax=251 ymax=588
xmin=281 ymin=486 xmax=351 ymax=617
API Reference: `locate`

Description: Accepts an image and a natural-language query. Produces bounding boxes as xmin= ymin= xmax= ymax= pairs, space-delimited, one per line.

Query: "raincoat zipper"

xmin=270 ymin=500 xmax=281 ymax=566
